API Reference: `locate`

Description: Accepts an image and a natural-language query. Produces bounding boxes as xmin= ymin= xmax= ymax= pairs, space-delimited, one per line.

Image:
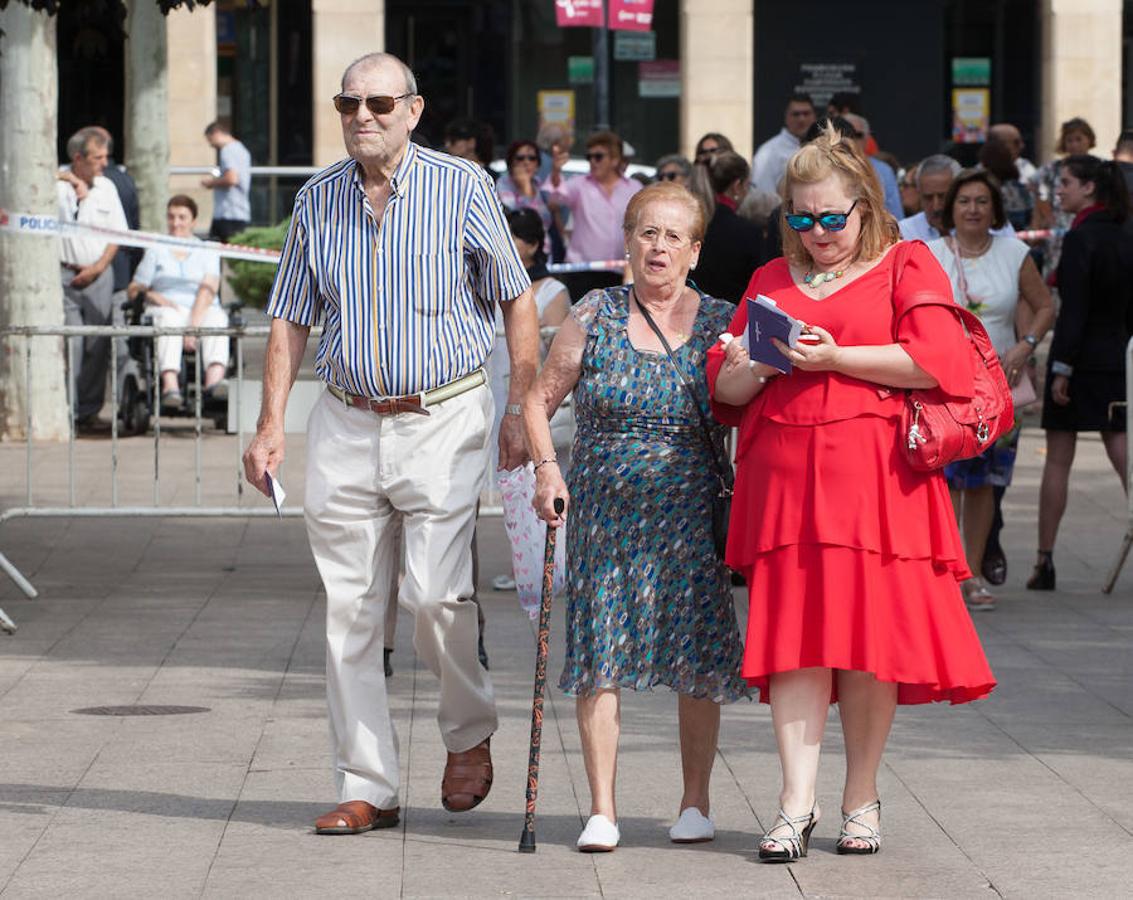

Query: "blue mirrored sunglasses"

xmin=785 ymin=199 xmax=858 ymax=233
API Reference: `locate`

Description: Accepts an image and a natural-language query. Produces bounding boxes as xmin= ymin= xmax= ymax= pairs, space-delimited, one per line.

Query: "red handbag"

xmin=897 ymin=301 xmax=1014 ymax=471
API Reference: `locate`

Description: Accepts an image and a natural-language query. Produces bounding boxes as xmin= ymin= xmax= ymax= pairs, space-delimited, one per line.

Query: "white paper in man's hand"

xmin=265 ymin=471 xmax=286 ymax=518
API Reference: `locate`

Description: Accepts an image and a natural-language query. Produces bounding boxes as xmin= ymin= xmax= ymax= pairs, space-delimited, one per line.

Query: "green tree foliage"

xmin=226 ymin=219 xmax=289 ymax=308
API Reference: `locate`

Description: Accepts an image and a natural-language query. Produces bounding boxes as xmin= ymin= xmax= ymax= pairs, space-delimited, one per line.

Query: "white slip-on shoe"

xmin=669 ymin=807 xmax=715 ymax=843
xmin=577 ymin=814 xmax=620 ymax=852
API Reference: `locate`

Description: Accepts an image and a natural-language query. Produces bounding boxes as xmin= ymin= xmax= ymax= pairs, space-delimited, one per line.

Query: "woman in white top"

xmin=128 ymin=195 xmax=228 ymax=410
xmin=489 ymin=208 xmax=570 ymax=464
xmin=928 ymin=169 xmax=1054 ymax=610
xmin=486 ymin=209 xmax=570 ymax=590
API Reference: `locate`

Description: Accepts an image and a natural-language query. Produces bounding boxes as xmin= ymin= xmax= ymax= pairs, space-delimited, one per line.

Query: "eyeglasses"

xmin=634 ymin=226 xmax=690 ymax=249
xmin=657 ymin=170 xmax=682 ymax=182
xmin=333 ymin=93 xmax=413 ymax=116
xmin=585 ymin=151 xmax=608 ymax=162
xmin=512 ymin=153 xmax=539 ymax=163
xmin=695 ymin=146 xmax=719 ymax=161
xmin=785 ymin=199 xmax=859 ymax=232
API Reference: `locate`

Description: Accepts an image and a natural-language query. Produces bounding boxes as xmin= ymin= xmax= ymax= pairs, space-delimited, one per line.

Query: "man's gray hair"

xmin=341 ymin=52 xmax=417 ymax=96
xmin=654 ymin=154 xmax=692 ymax=177
xmin=66 ymin=126 xmax=109 ymax=160
xmin=916 ymin=154 xmax=961 ymax=190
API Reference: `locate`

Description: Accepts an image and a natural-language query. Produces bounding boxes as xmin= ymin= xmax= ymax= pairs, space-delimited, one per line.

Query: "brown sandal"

xmin=441 ymin=737 xmax=493 ymax=812
xmin=314 ymin=800 xmax=400 ymax=835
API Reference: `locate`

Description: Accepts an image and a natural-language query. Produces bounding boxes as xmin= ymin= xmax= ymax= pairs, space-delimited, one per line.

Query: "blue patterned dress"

xmin=559 ymin=286 xmax=749 ymax=703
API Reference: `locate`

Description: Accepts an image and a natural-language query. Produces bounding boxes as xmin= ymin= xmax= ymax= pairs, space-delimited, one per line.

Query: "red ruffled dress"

xmin=706 ymin=241 xmax=996 ymax=705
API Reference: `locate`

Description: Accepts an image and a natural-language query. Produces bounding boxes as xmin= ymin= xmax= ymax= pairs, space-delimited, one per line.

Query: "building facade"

xmin=57 ymin=0 xmax=1126 ymax=227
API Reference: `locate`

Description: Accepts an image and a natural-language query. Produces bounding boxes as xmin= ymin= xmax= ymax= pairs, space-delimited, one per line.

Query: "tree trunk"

xmin=0 ymin=5 xmax=70 ymax=441
xmin=125 ymin=0 xmax=169 ymax=232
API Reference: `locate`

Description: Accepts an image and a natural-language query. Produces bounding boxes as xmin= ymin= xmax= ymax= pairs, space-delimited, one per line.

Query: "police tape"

xmin=1014 ymin=228 xmax=1064 ymax=241
xmin=0 ymin=208 xmax=283 ymax=264
xmin=0 ymin=207 xmax=627 ymax=273
xmin=547 ymin=259 xmax=626 ymax=274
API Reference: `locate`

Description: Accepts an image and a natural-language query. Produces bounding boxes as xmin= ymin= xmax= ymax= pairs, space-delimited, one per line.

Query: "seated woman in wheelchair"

xmin=128 ymin=194 xmax=228 ymax=411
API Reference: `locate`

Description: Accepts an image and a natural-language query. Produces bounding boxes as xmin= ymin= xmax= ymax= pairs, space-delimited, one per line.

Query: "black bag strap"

xmin=632 ymin=289 xmax=733 ymax=492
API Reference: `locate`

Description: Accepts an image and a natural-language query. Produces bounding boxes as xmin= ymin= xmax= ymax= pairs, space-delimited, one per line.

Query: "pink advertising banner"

xmin=555 ymin=0 xmax=604 ymax=28
xmin=608 ymin=0 xmax=654 ymax=32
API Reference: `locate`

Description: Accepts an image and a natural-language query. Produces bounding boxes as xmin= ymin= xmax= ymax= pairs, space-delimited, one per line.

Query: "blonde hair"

xmin=622 ymin=182 xmax=706 ymax=244
xmin=779 ymin=122 xmax=899 ymax=269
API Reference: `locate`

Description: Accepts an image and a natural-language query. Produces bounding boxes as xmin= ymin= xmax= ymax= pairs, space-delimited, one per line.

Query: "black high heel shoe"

xmin=1026 ymin=553 xmax=1056 ymax=591
xmin=758 ymin=804 xmax=819 ymax=862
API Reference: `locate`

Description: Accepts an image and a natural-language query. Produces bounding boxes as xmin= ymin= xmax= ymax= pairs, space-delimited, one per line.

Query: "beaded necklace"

xmin=804 ymin=268 xmax=845 ymax=287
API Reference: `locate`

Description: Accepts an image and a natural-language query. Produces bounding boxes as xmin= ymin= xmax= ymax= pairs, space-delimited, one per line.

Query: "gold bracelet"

xmin=533 ymin=457 xmax=558 ymax=471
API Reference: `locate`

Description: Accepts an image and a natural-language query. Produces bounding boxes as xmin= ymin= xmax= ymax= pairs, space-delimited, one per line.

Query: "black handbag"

xmin=634 ymin=293 xmax=734 ymax=562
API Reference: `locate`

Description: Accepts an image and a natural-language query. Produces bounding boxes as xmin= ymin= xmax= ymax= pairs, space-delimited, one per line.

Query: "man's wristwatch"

xmin=504 ymin=403 xmax=523 ymax=416
xmin=1022 ymin=334 xmax=1039 ymax=349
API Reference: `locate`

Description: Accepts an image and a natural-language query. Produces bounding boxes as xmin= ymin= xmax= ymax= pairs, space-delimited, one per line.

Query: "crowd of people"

xmin=478 ymin=90 xmax=1133 ymax=612
xmin=57 ymin=49 xmax=1133 ymax=860
xmin=57 ymin=121 xmax=252 ymax=429
xmin=328 ymin=71 xmax=1130 ymax=855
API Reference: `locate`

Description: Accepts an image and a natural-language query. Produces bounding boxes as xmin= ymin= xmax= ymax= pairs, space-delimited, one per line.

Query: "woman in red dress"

xmin=707 ymin=126 xmax=995 ymax=862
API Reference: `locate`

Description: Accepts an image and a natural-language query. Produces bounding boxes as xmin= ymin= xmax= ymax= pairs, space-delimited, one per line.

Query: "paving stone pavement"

xmin=1 ymin=422 xmax=1132 ymax=898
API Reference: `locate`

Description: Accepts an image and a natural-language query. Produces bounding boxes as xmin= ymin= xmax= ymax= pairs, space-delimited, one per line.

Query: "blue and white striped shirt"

xmin=266 ymin=142 xmax=531 ymax=396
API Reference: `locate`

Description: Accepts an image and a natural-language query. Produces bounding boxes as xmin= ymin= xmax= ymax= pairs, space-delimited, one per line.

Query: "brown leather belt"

xmin=326 ymin=369 xmax=486 ymax=417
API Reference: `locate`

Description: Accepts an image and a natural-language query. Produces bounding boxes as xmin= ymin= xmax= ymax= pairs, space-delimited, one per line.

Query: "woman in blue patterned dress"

xmin=523 ymin=182 xmax=749 ymax=853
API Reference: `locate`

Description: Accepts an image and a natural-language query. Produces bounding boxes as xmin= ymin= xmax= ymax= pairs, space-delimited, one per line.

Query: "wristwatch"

xmin=1022 ymin=334 xmax=1039 ymax=348
xmin=504 ymin=403 xmax=523 ymax=416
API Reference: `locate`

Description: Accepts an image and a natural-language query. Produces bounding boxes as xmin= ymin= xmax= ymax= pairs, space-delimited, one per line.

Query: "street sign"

xmin=569 ymin=56 xmax=595 ymax=85
xmin=538 ymin=90 xmax=576 ymax=134
xmin=952 ymin=57 xmax=991 ymax=87
xmin=555 ymin=0 xmax=603 ymax=28
xmin=638 ymin=60 xmax=680 ymax=98
xmin=608 ymin=0 xmax=654 ymax=32
xmin=614 ymin=30 xmax=656 ymax=61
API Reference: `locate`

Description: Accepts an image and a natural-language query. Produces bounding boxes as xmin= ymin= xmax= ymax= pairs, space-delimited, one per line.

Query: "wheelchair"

xmin=116 ymin=291 xmax=244 ymax=435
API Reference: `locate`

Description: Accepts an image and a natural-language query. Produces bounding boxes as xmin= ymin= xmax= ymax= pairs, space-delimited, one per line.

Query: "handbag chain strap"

xmin=632 ymin=289 xmax=733 ymax=494
xmin=944 ymin=235 xmax=976 ymax=309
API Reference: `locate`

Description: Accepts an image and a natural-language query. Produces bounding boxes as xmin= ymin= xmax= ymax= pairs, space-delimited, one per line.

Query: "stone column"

xmin=679 ymin=0 xmax=753 ymax=162
xmin=126 ymin=0 xmax=170 ymax=233
xmin=312 ymin=0 xmax=385 ymax=167
xmin=0 ymin=3 xmax=69 ymax=439
xmin=1040 ymin=0 xmax=1123 ymax=164
xmin=166 ymin=4 xmax=218 ymax=224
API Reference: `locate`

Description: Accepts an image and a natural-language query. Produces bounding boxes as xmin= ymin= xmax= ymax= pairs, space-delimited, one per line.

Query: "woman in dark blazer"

xmin=692 ymin=151 xmax=766 ymax=304
xmin=1030 ymin=155 xmax=1133 ymax=589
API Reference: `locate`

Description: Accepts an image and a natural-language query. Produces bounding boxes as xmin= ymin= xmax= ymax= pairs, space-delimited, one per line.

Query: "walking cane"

xmin=518 ymin=497 xmax=564 ymax=853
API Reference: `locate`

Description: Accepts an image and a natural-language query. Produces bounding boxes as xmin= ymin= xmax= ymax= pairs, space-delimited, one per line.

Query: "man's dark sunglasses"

xmin=512 ymin=153 xmax=539 ymax=163
xmin=657 ymin=171 xmax=682 ymax=181
xmin=785 ymin=199 xmax=859 ymax=232
xmin=333 ymin=93 xmax=413 ymax=116
xmin=586 ymin=151 xmax=608 ymax=161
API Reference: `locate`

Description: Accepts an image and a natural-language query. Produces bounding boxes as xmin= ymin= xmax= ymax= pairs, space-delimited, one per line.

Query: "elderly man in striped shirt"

xmin=243 ymin=51 xmax=540 ymax=836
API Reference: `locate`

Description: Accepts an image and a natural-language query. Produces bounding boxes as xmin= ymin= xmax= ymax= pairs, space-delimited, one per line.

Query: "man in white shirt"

xmin=751 ymin=93 xmax=817 ymax=196
xmin=57 ymin=126 xmax=129 ymax=426
xmin=898 ymin=154 xmax=1016 ymax=242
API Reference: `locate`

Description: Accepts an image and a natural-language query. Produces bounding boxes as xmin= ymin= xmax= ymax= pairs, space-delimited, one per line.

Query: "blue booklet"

xmin=746 ymin=295 xmax=804 ymax=373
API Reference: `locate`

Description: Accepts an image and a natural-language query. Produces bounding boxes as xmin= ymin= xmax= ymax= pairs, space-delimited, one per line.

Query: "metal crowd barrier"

xmin=1102 ymin=336 xmax=1133 ymax=593
xmin=0 ymin=321 xmax=566 ymax=632
xmin=0 ymin=321 xmax=301 ymax=631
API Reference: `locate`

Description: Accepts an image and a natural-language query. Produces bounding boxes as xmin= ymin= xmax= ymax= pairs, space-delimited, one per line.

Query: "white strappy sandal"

xmin=836 ymin=799 xmax=882 ymax=855
xmin=758 ymin=804 xmax=819 ymax=862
